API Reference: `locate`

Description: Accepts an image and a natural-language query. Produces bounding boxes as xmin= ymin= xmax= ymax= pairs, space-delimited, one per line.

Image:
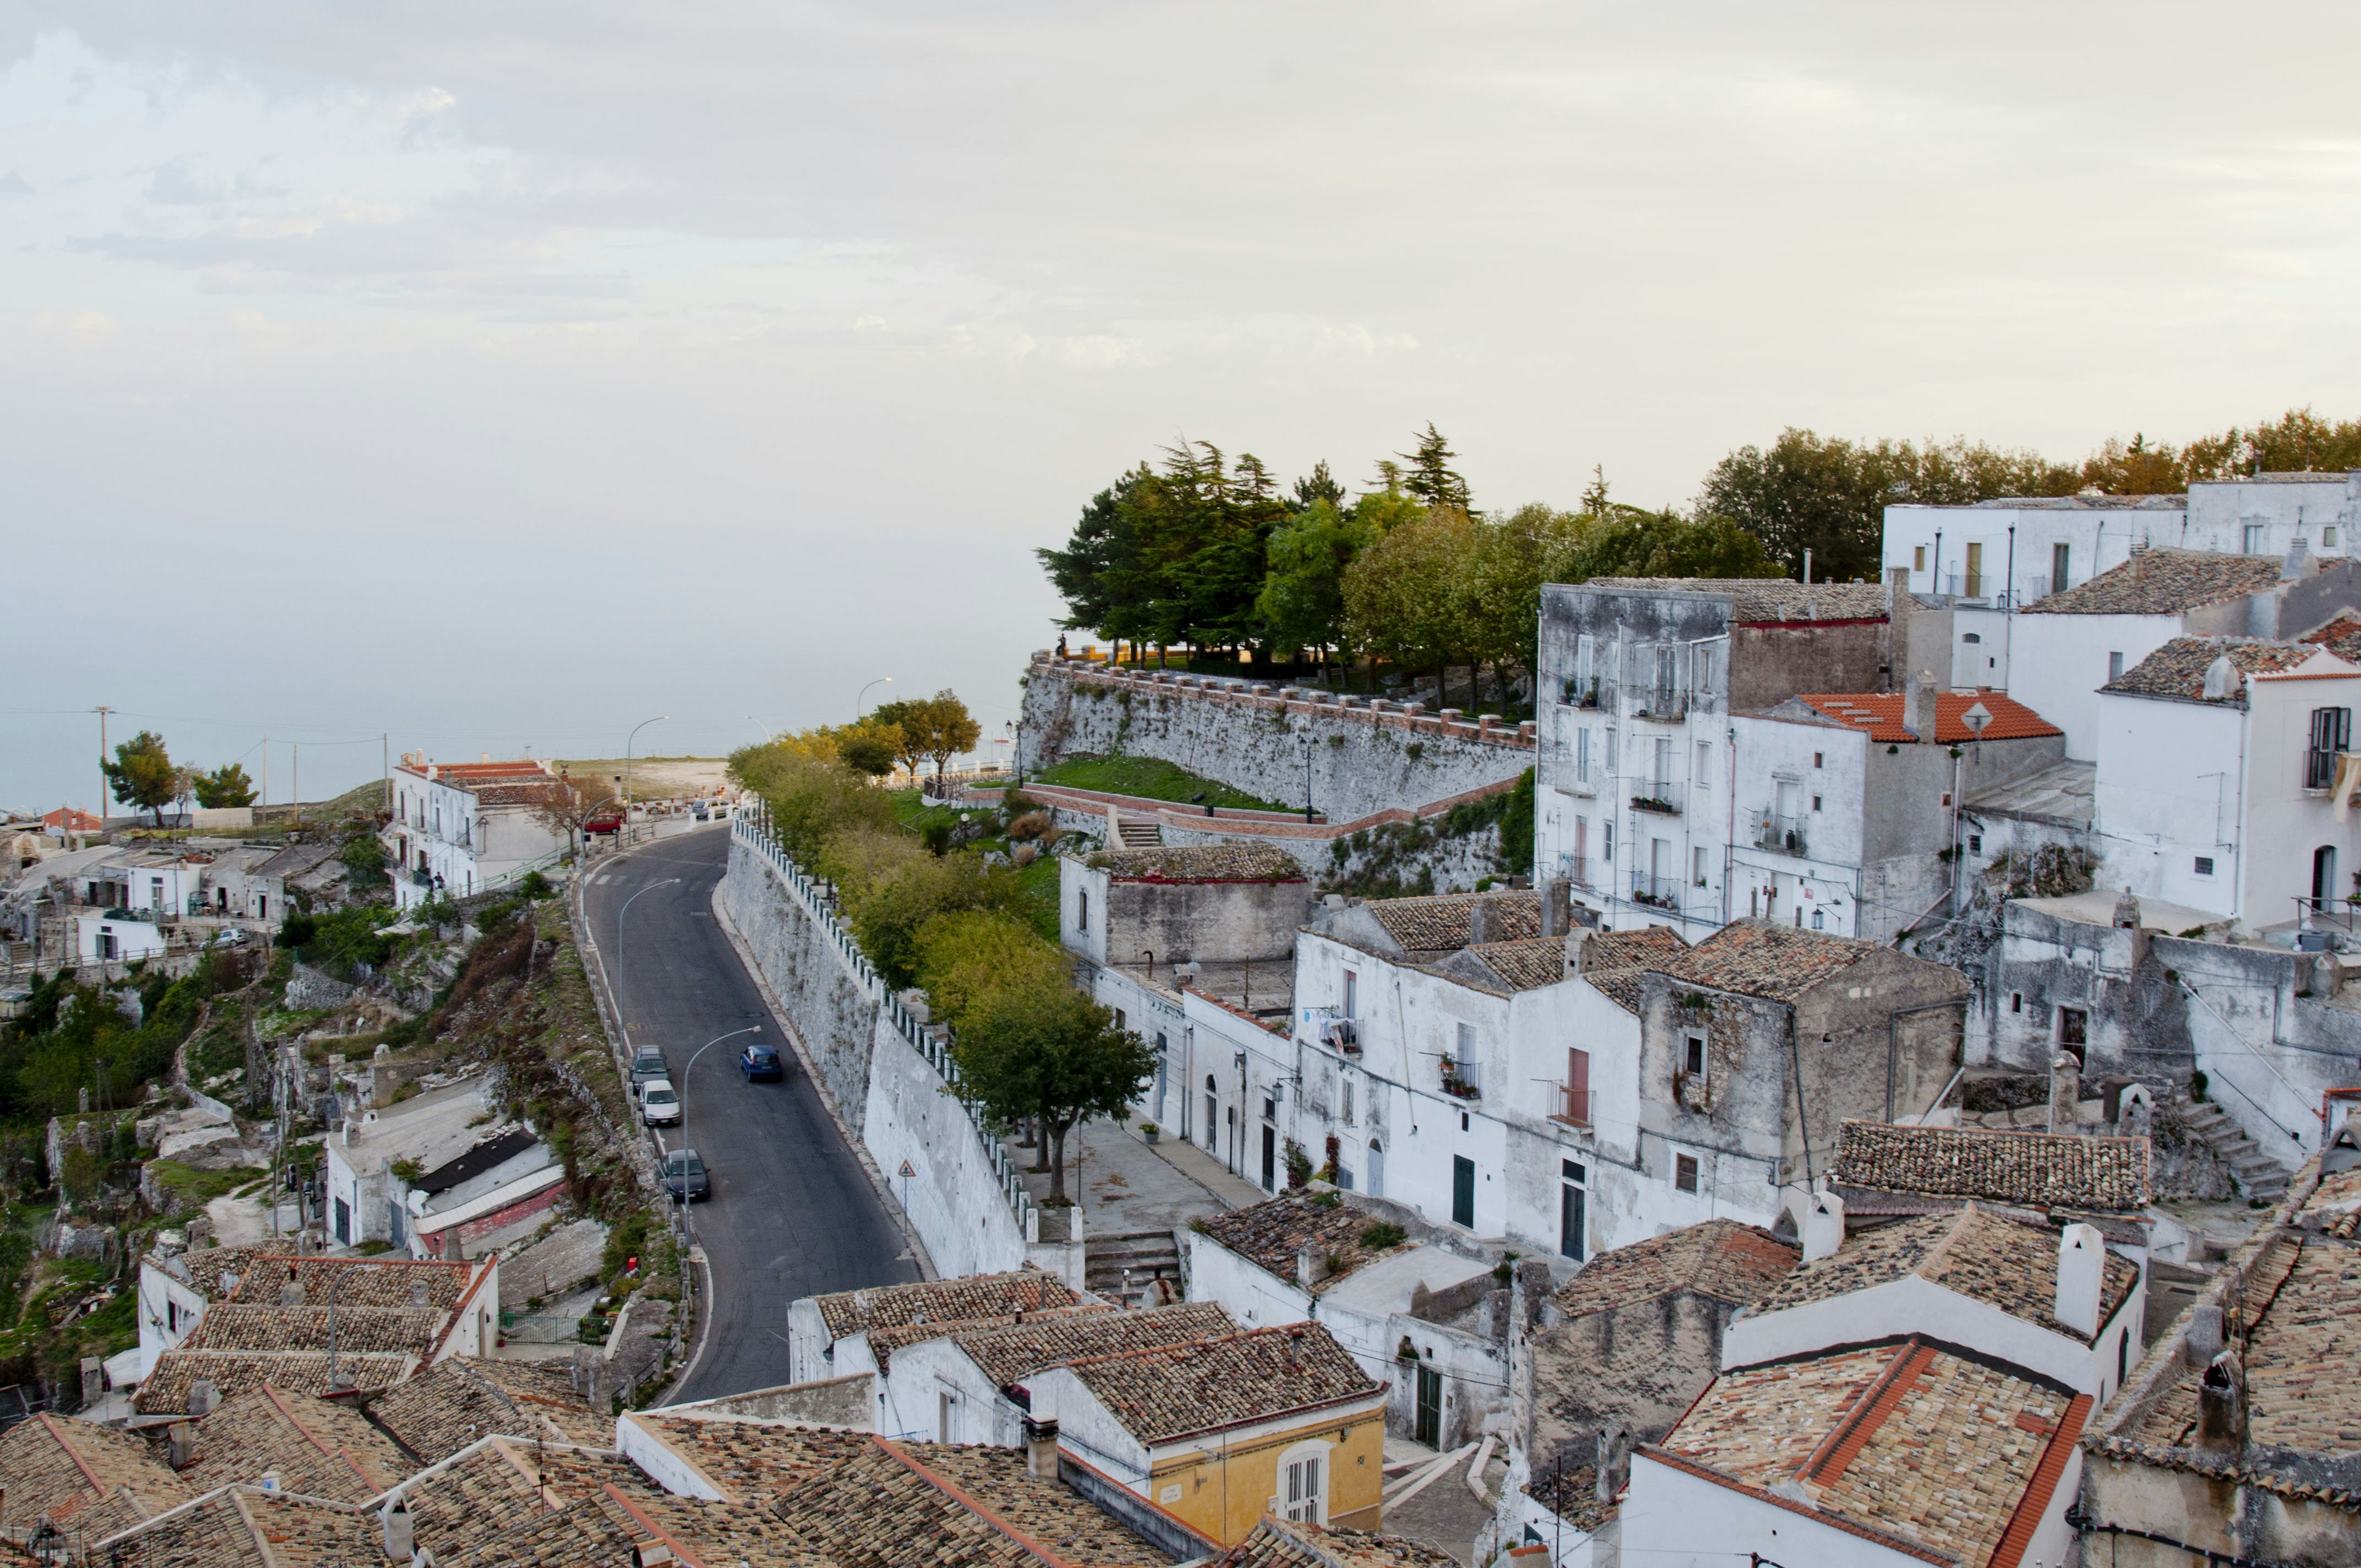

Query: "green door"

xmin=1415 ymin=1364 xmax=1442 ymax=1447
xmin=1452 ymin=1156 xmax=1475 ymax=1229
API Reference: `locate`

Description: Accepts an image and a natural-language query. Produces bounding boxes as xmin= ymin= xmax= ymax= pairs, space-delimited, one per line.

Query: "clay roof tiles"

xmin=1366 ymin=890 xmax=1540 ymax=953
xmin=1048 ymin=1323 xmax=1381 ymax=1446
xmin=1462 ymin=937 xmax=1567 ymax=992
xmin=1190 ymin=1190 xmax=1412 ymax=1292
xmin=950 ymin=1302 xmax=1240 ymax=1389
xmin=1829 ymin=1122 xmax=2152 ymax=1214
xmin=1650 ymin=919 xmax=1886 ymax=1003
xmin=393 ymin=1437 xmax=664 ymax=1560
xmin=1579 ymin=926 xmax=1691 ymax=1014
xmin=858 ymin=1303 xmax=1114 ymax=1372
xmin=364 ymin=1356 xmax=613 ymax=1465
xmin=1085 ymin=844 xmax=1304 ymax=882
xmin=223 ymin=1255 xmax=480 ymax=1311
xmin=2100 ymin=636 xmax=2344 ymax=706
xmin=181 ymin=1304 xmax=448 ymax=1358
xmin=2022 ymin=548 xmax=2294 ymax=617
xmin=1550 ymin=1219 xmax=1798 ymax=1320
xmin=178 ymin=1383 xmax=410 ymax=1503
xmin=91 ymin=1487 xmax=376 ymax=1568
xmin=1215 ymin=1515 xmax=1462 ymax=1566
xmin=0 ymin=1410 xmax=190 ymax=1535
xmin=1790 ymin=691 xmax=2063 ymax=744
xmin=809 ymin=1269 xmax=1087 ymax=1343
xmin=135 ymin=1350 xmax=415 ymax=1416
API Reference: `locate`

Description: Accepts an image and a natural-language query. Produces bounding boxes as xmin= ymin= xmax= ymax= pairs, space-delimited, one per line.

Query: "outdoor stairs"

xmin=2179 ymin=1095 xmax=2292 ymax=1202
xmin=1085 ymin=1229 xmax=1182 ymax=1306
xmin=1114 ymin=816 xmax=1162 ymax=849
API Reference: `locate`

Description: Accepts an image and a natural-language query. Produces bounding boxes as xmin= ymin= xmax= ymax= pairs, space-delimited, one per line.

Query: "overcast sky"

xmin=6 ymin=4 xmax=2361 ymax=811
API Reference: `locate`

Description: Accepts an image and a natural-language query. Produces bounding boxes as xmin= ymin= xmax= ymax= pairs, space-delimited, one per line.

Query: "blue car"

xmin=738 ymin=1042 xmax=783 ymax=1081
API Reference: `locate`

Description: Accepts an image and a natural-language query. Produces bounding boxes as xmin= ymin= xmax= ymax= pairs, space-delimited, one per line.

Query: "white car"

xmin=640 ymin=1079 xmax=682 ymax=1127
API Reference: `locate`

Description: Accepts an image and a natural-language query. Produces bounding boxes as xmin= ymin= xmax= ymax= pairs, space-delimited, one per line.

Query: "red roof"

xmin=41 ymin=808 xmax=103 ymax=832
xmin=1793 ymin=692 xmax=2062 ymax=744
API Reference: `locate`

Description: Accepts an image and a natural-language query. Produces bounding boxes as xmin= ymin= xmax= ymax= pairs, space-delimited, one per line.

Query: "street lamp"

xmin=748 ymin=718 xmax=774 ymax=742
xmin=671 ymin=1026 xmax=761 ymax=1243
xmin=613 ymin=878 xmax=681 ymax=1056
xmin=1301 ymin=734 xmax=1316 ymax=825
xmin=856 ymin=678 xmax=893 ymax=720
xmin=624 ymin=716 xmax=668 ymax=815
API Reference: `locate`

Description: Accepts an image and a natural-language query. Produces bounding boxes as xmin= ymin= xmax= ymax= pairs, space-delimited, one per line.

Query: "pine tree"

xmin=1397 ymin=422 xmax=1473 ymax=513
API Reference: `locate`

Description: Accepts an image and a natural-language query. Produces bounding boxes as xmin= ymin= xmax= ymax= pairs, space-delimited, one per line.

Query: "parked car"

xmin=663 ymin=1147 xmax=709 ymax=1202
xmin=629 ymin=1046 xmax=669 ymax=1091
xmin=584 ymin=810 xmax=625 ymax=835
xmin=213 ymin=927 xmax=251 ymax=948
xmin=738 ymin=1042 xmax=783 ymax=1081
xmin=640 ymin=1079 xmax=681 ymax=1126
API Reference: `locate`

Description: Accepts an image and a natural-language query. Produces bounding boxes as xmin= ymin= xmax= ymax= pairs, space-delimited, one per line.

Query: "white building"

xmin=2092 ymin=637 xmax=2361 ymax=922
xmin=383 ymin=755 xmax=569 ymax=909
xmin=75 ymin=911 xmax=165 ymax=964
xmin=322 ymin=1077 xmax=547 ymax=1253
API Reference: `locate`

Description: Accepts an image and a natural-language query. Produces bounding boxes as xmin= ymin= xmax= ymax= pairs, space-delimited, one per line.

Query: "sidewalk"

xmin=1010 ymin=1116 xmax=1266 ymax=1236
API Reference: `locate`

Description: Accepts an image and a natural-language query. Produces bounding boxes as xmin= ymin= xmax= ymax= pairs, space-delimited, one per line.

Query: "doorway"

xmin=2316 ymin=845 xmax=2340 ymax=911
xmin=1260 ymin=1124 xmax=1276 ymax=1192
xmin=1452 ymin=1156 xmax=1475 ymax=1229
xmin=1366 ymin=1140 xmax=1385 ymax=1197
xmin=1414 ymin=1365 xmax=1442 ymax=1447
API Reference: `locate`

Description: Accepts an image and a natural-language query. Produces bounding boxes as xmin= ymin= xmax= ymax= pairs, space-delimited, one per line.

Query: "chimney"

xmin=167 ymin=1422 xmax=196 ymax=1470
xmin=1884 ymin=567 xmax=1913 ymax=694
xmin=2196 ymin=1350 xmax=2247 ymax=1453
xmin=258 ymin=1470 xmax=282 ymax=1493
xmin=1468 ymin=897 xmax=1492 ymax=947
xmin=410 ymin=1280 xmax=430 ymax=1309
xmin=1297 ymin=1245 xmax=1332 ymax=1290
xmin=1906 ymin=671 xmax=1939 ymax=743
xmin=1594 ymin=1427 xmax=1627 ymax=1502
xmin=2048 ymin=1053 xmax=2083 ymax=1134
xmin=2112 ymin=887 xmax=2140 ymax=929
xmin=79 ymin=1356 xmax=102 ymax=1409
xmin=188 ymin=1378 xmax=219 ymax=1418
xmin=1801 ymin=1187 xmax=1845 ymax=1263
xmin=1565 ymin=929 xmax=1591 ymax=975
xmin=2283 ymin=537 xmax=2311 ymax=581
xmin=633 ymin=1546 xmax=675 ymax=1568
xmin=381 ymin=1497 xmax=414 ymax=1562
xmin=1539 ymin=878 xmax=1570 ymax=940
xmin=279 ymin=1280 xmax=306 ymax=1307
xmin=2185 ymin=1302 xmax=2225 ymax=1368
xmin=1023 ymin=1416 xmax=1061 ymax=1481
xmin=2054 ymin=1222 xmax=2105 ymax=1338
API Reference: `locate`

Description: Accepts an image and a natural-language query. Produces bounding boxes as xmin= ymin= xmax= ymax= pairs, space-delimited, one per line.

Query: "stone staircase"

xmin=1085 ymin=1229 xmax=1182 ymax=1305
xmin=1113 ymin=815 xmax=1162 ymax=848
xmin=2179 ymin=1095 xmax=2293 ymax=1202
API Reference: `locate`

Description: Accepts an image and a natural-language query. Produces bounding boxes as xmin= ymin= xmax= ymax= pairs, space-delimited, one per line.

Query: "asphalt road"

xmin=579 ymin=826 xmax=920 ymax=1403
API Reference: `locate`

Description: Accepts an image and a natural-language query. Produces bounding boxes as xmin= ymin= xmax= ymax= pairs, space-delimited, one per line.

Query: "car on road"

xmin=629 ymin=1046 xmax=669 ymax=1091
xmin=212 ymin=927 xmax=251 ymax=948
xmin=663 ymin=1147 xmax=709 ymax=1202
xmin=640 ymin=1079 xmax=681 ymax=1126
xmin=738 ymin=1043 xmax=783 ymax=1081
xmin=584 ymin=810 xmax=625 ymax=835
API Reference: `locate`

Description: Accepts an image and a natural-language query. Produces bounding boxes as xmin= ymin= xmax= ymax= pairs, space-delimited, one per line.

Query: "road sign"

xmin=898 ymin=1160 xmax=917 ymax=1179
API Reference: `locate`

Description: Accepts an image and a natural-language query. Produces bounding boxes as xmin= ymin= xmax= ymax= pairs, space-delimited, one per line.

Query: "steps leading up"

xmin=1114 ymin=817 xmax=1162 ymax=848
xmin=1086 ymin=1228 xmax=1182 ymax=1306
xmin=2180 ymin=1097 xmax=2292 ymax=1202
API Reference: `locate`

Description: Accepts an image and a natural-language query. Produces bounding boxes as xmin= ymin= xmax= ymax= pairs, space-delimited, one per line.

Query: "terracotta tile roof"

xmin=1366 ymin=890 xmax=1540 ymax=952
xmin=1085 ymin=844 xmax=1304 ymax=882
xmin=92 ymin=1486 xmax=375 ymax=1567
xmin=224 ymin=1255 xmax=481 ymax=1312
xmin=2022 ymin=548 xmax=2293 ymax=616
xmin=365 ymin=1356 xmax=613 ymax=1463
xmin=1048 ymin=1323 xmax=1382 ymax=1446
xmin=154 ymin=1244 xmax=282 ymax=1302
xmin=2295 ymin=1162 xmax=2361 ymax=1238
xmin=861 ymin=1304 xmax=1114 ymax=1372
xmin=394 ymin=1437 xmax=665 ymax=1560
xmin=432 ymin=1491 xmax=656 ymax=1568
xmin=0 ymin=1410 xmax=189 ymax=1535
xmin=809 ymin=1269 xmax=1086 ymax=1343
xmin=2102 ymin=636 xmax=2348 ymax=705
xmin=1790 ymin=691 xmax=2063 ymax=743
xmin=1463 ymin=937 xmax=1568 ymax=992
xmin=1578 ymin=926 xmax=1690 ymax=1015
xmin=1749 ymin=1204 xmax=2140 ymax=1344
xmin=1659 ymin=1337 xmax=2089 ymax=1568
xmin=178 ymin=1384 xmax=409 ymax=1503
xmin=182 ymin=1304 xmax=447 ymax=1357
xmin=1829 ymin=1122 xmax=2152 ymax=1214
xmin=1584 ymin=579 xmax=1891 ymax=624
xmin=1586 ymin=968 xmax=1645 ymax=1015
xmin=136 ymin=1350 xmax=415 ymax=1416
xmin=950 ymin=1302 xmax=1240 ymax=1390
xmin=2301 ymin=612 xmax=2361 ymax=661
xmin=882 ymin=1440 xmax=1182 ymax=1566
xmin=1551 ymin=1220 xmax=1798 ymax=1320
xmin=1216 ymin=1514 xmax=1462 ymax=1566
xmin=1651 ymin=919 xmax=1888 ymax=1003
xmin=1190 ymin=1190 xmax=1412 ymax=1292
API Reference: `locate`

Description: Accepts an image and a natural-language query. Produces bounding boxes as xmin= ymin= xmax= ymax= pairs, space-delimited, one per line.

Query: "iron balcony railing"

xmin=1753 ymin=811 xmax=1809 ymax=858
xmin=1628 ymin=780 xmax=1684 ymax=816
xmin=1550 ymin=1085 xmax=1592 ymax=1127
xmin=1626 ymin=871 xmax=1690 ymax=914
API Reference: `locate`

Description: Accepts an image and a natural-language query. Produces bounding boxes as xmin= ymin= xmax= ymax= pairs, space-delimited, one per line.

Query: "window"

xmin=1460 ymin=1110 xmax=1470 ymax=1131
xmin=1913 ymin=545 xmax=1926 ymax=572
xmin=2245 ymin=523 xmax=2268 ymax=553
xmin=2194 ymin=856 xmax=2215 ymax=877
xmin=2011 ymin=992 xmax=2022 ymax=1013
xmin=2328 ymin=527 xmax=2340 ymax=548
xmin=1813 ymin=751 xmax=1823 ymax=769
xmin=1683 ymin=1033 xmax=1706 ymax=1077
xmin=1695 ymin=741 xmax=1710 ymax=786
xmin=1113 ymin=1008 xmax=1126 ymax=1032
xmin=2306 ymin=707 xmax=2351 ymax=790
xmin=1674 ymin=1154 xmax=1699 ymax=1194
xmin=1262 ymin=1097 xmax=1276 ymax=1123
xmin=1961 ymin=633 xmax=1981 ymax=645
xmin=1457 ymin=1021 xmax=1476 ymax=1059
xmin=1560 ymin=1160 xmax=1587 ymax=1262
xmin=1452 ymin=1156 xmax=1476 ymax=1228
xmin=1964 ymin=542 xmax=1983 ymax=599
xmin=2052 ymin=540 xmax=2071 ymax=595
xmin=1968 ymin=834 xmax=1982 ymax=853
xmin=1280 ymin=1443 xmax=1329 ymax=1524
xmin=1692 ymin=846 xmax=1708 ymax=888
xmin=1811 ymin=795 xmax=1822 ymax=812
xmin=1575 ymin=633 xmax=1595 ymax=693
xmin=2108 ymin=652 xmax=2125 ymax=681
xmin=1206 ymin=1075 xmax=1219 ymax=1153
xmin=1343 ymin=1079 xmax=1355 ymax=1126
xmin=1575 ymin=727 xmax=1592 ymax=783
xmin=1077 ymin=890 xmax=1089 ymax=933
xmin=1605 ymin=726 xmax=1618 ymax=772
xmin=2059 ymin=1007 xmax=2088 ymax=1058
xmin=1343 ymin=970 xmax=1358 ymax=1019
xmin=1603 ymin=820 xmax=1615 ymax=865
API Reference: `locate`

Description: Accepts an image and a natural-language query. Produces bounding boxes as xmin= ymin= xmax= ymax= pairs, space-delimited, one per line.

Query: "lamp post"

xmin=671 ymin=1026 xmax=761 ymax=1243
xmin=856 ymin=677 xmax=893 ymax=720
xmin=1302 ymin=734 xmax=1316 ymax=825
xmin=623 ymin=716 xmax=668 ymax=819
xmin=748 ymin=718 xmax=773 ymax=742
xmin=612 ymin=877 xmax=681 ymax=1056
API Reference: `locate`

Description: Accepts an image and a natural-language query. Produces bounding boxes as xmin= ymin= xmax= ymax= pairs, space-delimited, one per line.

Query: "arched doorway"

xmin=1366 ymin=1139 xmax=1385 ymax=1198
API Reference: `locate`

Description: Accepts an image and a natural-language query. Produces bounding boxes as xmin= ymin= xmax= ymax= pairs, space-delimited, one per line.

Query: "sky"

xmin=6 ymin=3 xmax=2361 ymax=812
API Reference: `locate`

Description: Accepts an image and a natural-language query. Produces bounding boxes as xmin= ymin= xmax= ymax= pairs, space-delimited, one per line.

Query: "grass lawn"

xmin=1028 ymin=755 xmax=1291 ymax=812
xmin=144 ymin=1162 xmax=260 ymax=1211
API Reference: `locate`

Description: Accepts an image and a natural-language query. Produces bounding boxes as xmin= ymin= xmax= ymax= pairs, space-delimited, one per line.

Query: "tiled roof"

xmin=2022 ymin=548 xmax=2293 ymax=617
xmin=1463 ymin=937 xmax=1567 ymax=992
xmin=154 ymin=1244 xmax=281 ymax=1302
xmin=951 ymin=1302 xmax=1239 ymax=1389
xmin=861 ymin=1304 xmax=1114 ymax=1372
xmin=0 ymin=1411 xmax=189 ymax=1535
xmin=1789 ymin=691 xmax=2063 ymax=744
xmin=2301 ymin=612 xmax=2361 ymax=662
xmin=809 ymin=1269 xmax=1086 ymax=1343
xmin=1367 ymin=890 xmax=1540 ymax=952
xmin=183 ymin=1304 xmax=447 ymax=1357
xmin=1658 ymin=1337 xmax=2088 ymax=1568
xmin=1216 ymin=1515 xmax=1462 ymax=1566
xmin=1578 ymin=926 xmax=1691 ymax=1014
xmin=2101 ymin=636 xmax=2346 ymax=705
xmin=2296 ymin=1162 xmax=2361 ymax=1238
xmin=1049 ymin=1323 xmax=1381 ymax=1446
xmin=1651 ymin=919 xmax=1888 ymax=1003
xmin=1085 ymin=844 xmax=1304 ymax=882
xmin=224 ymin=1255 xmax=481 ymax=1312
xmin=1830 ymin=1122 xmax=2152 ymax=1214
xmin=1748 ymin=1204 xmax=2140 ymax=1345
xmin=1583 ymin=579 xmax=1891 ymax=624
xmin=365 ymin=1356 xmax=612 ymax=1464
xmin=136 ymin=1350 xmax=414 ymax=1415
xmin=1586 ymin=968 xmax=1645 ymax=1015
xmin=1190 ymin=1190 xmax=1412 ymax=1291
xmin=1551 ymin=1220 xmax=1798 ymax=1320
xmin=178 ymin=1384 xmax=409 ymax=1502
xmin=90 ymin=1486 xmax=375 ymax=1568
xmin=394 ymin=1438 xmax=665 ymax=1561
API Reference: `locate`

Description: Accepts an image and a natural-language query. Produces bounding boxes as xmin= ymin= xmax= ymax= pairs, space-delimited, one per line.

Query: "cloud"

xmin=0 ymin=171 xmax=30 ymax=196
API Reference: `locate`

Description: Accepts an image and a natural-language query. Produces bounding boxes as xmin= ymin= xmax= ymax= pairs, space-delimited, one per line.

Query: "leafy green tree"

xmin=727 ymin=745 xmax=896 ymax=860
xmin=875 ymin=692 xmax=981 ymax=782
xmin=1342 ymin=509 xmax=1479 ymax=703
xmin=1292 ymin=459 xmax=1347 ymax=512
xmin=1256 ymin=499 xmax=1378 ymax=673
xmin=101 ymin=731 xmax=181 ymax=826
xmin=1398 ymin=423 xmax=1473 ymax=513
xmin=951 ymin=975 xmax=1157 ymax=1203
xmin=1547 ymin=507 xmax=1784 ymax=581
xmin=834 ymin=721 xmax=902 ymax=779
xmin=191 ymin=762 xmax=258 ymax=809
xmin=336 ymin=825 xmax=389 ymax=889
xmin=913 ymin=910 xmax=1068 ymax=1033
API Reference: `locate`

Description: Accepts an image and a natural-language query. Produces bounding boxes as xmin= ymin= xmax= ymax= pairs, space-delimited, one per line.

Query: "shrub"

xmin=1006 ymin=811 xmax=1053 ymax=842
xmin=1359 ymin=1221 xmax=1406 ymax=1249
xmin=278 ymin=912 xmax=318 ymax=949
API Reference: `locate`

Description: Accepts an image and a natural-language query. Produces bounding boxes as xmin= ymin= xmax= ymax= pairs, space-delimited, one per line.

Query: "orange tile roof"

xmin=1793 ymin=692 xmax=2062 ymax=743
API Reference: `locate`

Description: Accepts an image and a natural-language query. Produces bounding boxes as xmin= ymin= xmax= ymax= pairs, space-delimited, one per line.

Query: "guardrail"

xmin=733 ymin=810 xmax=1035 ymax=1235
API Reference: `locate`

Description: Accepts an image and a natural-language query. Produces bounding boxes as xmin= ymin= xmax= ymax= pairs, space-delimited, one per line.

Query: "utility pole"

xmin=382 ymin=734 xmax=390 ymax=814
xmin=293 ymin=744 xmax=300 ymax=825
xmin=263 ymin=736 xmax=270 ymax=809
xmin=93 ymin=707 xmax=111 ymax=828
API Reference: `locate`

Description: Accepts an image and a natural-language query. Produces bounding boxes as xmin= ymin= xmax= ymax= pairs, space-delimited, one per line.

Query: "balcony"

xmin=1627 ymin=872 xmax=1688 ymax=914
xmin=2304 ymin=746 xmax=2347 ymax=793
xmin=1630 ymin=693 xmax=1688 ymax=724
xmin=1549 ymin=1085 xmax=1592 ymax=1127
xmin=1753 ymin=811 xmax=1809 ymax=858
xmin=1557 ymin=853 xmax=1592 ymax=890
xmin=1561 ymin=681 xmax=1604 ymax=711
xmin=1439 ymin=1055 xmax=1481 ymax=1102
xmin=1629 ymin=780 xmax=1685 ymax=816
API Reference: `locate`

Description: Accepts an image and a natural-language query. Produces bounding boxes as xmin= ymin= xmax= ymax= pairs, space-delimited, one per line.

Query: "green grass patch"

xmin=1030 ymin=754 xmax=1289 ymax=812
xmin=144 ymin=1161 xmax=255 ymax=1210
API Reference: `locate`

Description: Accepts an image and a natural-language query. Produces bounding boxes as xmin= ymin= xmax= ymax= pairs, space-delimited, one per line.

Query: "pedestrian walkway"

xmin=1008 ymin=1115 xmax=1266 ymax=1235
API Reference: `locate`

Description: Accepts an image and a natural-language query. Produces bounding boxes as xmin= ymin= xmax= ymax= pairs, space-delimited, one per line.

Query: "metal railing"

xmin=2304 ymin=746 xmax=2346 ymax=792
xmin=734 ymin=811 xmax=1036 ymax=1234
xmin=1628 ymin=780 xmax=1684 ymax=816
xmin=1630 ymin=692 xmax=1688 ymax=724
xmin=1550 ymin=1086 xmax=1592 ymax=1127
xmin=1626 ymin=871 xmax=1691 ymax=914
xmin=1753 ymin=811 xmax=1808 ymax=858
xmin=1557 ymin=853 xmax=1592 ymax=890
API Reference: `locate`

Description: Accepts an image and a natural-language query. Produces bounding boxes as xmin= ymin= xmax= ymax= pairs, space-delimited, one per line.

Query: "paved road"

xmin=579 ymin=826 xmax=920 ymax=1402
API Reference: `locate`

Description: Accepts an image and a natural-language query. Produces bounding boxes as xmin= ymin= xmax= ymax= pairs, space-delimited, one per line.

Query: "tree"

xmin=887 ymin=692 xmax=981 ymax=782
xmin=1546 ymin=506 xmax=1785 ymax=582
xmin=191 ymin=763 xmax=257 ymax=810
xmin=102 ymin=731 xmax=181 ymax=826
xmin=1342 ymin=509 xmax=1479 ymax=703
xmin=1256 ymin=499 xmax=1378 ymax=673
xmin=951 ymin=975 xmax=1158 ymax=1204
xmin=835 ymin=721 xmax=902 ymax=780
xmin=336 ymin=825 xmax=389 ymax=889
xmin=912 ymin=911 xmax=1068 ymax=1033
xmin=1397 ymin=423 xmax=1473 ymax=513
xmin=1291 ymin=459 xmax=1347 ymax=512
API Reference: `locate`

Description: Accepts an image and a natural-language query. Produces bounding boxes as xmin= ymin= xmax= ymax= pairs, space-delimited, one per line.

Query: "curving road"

xmin=579 ymin=826 xmax=920 ymax=1402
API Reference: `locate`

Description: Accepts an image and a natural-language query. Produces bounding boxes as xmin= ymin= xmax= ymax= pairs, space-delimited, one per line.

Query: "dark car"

xmin=738 ymin=1043 xmax=783 ymax=1081
xmin=629 ymin=1046 xmax=669 ymax=1091
xmin=663 ymin=1147 xmax=709 ymax=1202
